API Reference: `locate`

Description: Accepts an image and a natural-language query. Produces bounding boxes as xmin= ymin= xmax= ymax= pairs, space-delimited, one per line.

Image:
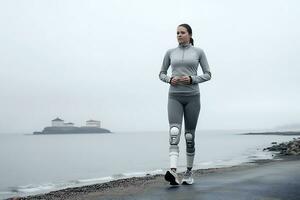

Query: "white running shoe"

xmin=164 ymin=170 xmax=180 ymax=185
xmin=181 ymin=170 xmax=194 ymax=185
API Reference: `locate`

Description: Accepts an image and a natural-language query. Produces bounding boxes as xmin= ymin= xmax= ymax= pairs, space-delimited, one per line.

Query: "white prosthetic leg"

xmin=165 ymin=125 xmax=181 ymax=185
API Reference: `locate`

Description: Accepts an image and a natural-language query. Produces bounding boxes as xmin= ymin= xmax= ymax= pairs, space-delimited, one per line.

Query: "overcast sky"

xmin=0 ymin=0 xmax=299 ymax=133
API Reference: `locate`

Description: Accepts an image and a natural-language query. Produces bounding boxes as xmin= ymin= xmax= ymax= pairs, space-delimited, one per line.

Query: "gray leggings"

xmin=167 ymin=93 xmax=201 ymax=168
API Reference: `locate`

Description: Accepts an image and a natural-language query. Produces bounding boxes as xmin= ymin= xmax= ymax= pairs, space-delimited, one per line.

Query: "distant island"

xmin=33 ymin=117 xmax=111 ymax=134
xmin=238 ymin=131 xmax=300 ymax=136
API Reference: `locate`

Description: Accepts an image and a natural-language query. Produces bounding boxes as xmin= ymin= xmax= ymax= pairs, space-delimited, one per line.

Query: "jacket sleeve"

xmin=191 ymin=49 xmax=212 ymax=84
xmin=159 ymin=50 xmax=171 ymax=84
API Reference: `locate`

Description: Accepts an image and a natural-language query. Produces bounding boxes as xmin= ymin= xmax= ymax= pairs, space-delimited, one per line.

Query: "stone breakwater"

xmin=263 ymin=137 xmax=300 ymax=156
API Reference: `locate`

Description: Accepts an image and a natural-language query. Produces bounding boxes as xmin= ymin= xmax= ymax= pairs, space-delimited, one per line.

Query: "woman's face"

xmin=177 ymin=26 xmax=191 ymax=45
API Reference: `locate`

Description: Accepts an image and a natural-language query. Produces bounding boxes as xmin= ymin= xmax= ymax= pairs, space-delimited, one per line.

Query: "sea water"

xmin=0 ymin=130 xmax=297 ymax=199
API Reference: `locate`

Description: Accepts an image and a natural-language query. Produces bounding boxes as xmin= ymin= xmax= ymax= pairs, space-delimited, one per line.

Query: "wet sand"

xmin=9 ymin=154 xmax=300 ymax=200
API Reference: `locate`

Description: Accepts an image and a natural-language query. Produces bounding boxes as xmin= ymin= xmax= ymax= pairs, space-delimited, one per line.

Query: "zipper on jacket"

xmin=182 ymin=48 xmax=185 ymax=62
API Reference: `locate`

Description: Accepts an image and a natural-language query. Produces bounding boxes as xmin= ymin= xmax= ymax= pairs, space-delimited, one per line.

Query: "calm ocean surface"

xmin=0 ymin=129 xmax=297 ymax=199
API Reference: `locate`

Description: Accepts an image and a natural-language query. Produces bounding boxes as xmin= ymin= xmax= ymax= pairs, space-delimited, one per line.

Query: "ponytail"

xmin=190 ymin=37 xmax=194 ymax=46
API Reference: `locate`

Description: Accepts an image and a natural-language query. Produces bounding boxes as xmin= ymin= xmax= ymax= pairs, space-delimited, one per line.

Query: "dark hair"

xmin=178 ymin=23 xmax=194 ymax=46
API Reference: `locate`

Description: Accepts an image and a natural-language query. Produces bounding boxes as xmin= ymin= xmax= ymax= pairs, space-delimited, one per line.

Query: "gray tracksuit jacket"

xmin=159 ymin=43 xmax=212 ymax=96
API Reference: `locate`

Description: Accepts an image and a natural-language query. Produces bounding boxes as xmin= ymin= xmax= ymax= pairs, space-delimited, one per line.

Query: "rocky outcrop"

xmin=263 ymin=137 xmax=300 ymax=155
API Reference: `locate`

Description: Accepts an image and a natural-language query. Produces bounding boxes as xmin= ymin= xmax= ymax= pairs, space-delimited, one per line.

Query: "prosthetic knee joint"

xmin=169 ymin=126 xmax=181 ymax=145
xmin=185 ymin=132 xmax=195 ymax=154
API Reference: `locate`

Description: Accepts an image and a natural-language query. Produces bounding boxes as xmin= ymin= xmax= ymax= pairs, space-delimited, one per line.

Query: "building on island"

xmin=86 ymin=120 xmax=101 ymax=128
xmin=51 ymin=117 xmax=74 ymax=127
xmin=52 ymin=117 xmax=64 ymax=127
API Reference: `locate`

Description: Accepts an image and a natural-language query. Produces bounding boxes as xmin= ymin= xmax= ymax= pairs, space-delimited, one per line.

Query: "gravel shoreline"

xmin=7 ymin=137 xmax=300 ymax=200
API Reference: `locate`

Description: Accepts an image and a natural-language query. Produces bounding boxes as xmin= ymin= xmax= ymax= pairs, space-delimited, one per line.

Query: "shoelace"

xmin=183 ymin=170 xmax=192 ymax=178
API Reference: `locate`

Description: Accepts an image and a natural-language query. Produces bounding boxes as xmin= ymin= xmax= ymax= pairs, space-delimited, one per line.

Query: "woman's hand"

xmin=170 ymin=77 xmax=180 ymax=86
xmin=178 ymin=76 xmax=192 ymax=85
xmin=170 ymin=76 xmax=192 ymax=85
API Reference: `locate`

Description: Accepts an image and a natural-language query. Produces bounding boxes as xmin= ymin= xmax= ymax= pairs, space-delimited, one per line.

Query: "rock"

xmin=271 ymin=142 xmax=277 ymax=144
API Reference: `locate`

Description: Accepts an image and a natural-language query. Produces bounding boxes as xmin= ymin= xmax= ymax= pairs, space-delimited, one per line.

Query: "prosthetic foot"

xmin=181 ymin=170 xmax=194 ymax=185
xmin=164 ymin=170 xmax=180 ymax=185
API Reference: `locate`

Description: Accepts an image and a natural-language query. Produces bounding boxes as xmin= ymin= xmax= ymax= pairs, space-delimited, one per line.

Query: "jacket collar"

xmin=178 ymin=42 xmax=192 ymax=48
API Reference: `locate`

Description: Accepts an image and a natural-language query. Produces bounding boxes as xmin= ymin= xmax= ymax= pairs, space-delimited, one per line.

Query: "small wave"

xmin=0 ymin=191 xmax=15 ymax=194
xmin=111 ymin=173 xmax=125 ymax=179
xmin=195 ymin=159 xmax=249 ymax=169
xmin=200 ymin=161 xmax=214 ymax=165
xmin=146 ymin=169 xmax=164 ymax=175
xmin=123 ymin=169 xmax=164 ymax=177
xmin=76 ymin=176 xmax=113 ymax=184
xmin=0 ymin=191 xmax=19 ymax=200
xmin=123 ymin=172 xmax=146 ymax=177
xmin=9 ymin=183 xmax=56 ymax=193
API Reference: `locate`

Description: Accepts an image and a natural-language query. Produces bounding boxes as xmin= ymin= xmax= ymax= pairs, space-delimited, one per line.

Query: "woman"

xmin=159 ymin=23 xmax=212 ymax=185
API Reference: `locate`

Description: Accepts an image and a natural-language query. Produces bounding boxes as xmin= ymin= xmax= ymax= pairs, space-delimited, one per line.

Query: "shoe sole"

xmin=164 ymin=171 xmax=179 ymax=185
xmin=182 ymin=180 xmax=193 ymax=185
xmin=181 ymin=180 xmax=194 ymax=185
